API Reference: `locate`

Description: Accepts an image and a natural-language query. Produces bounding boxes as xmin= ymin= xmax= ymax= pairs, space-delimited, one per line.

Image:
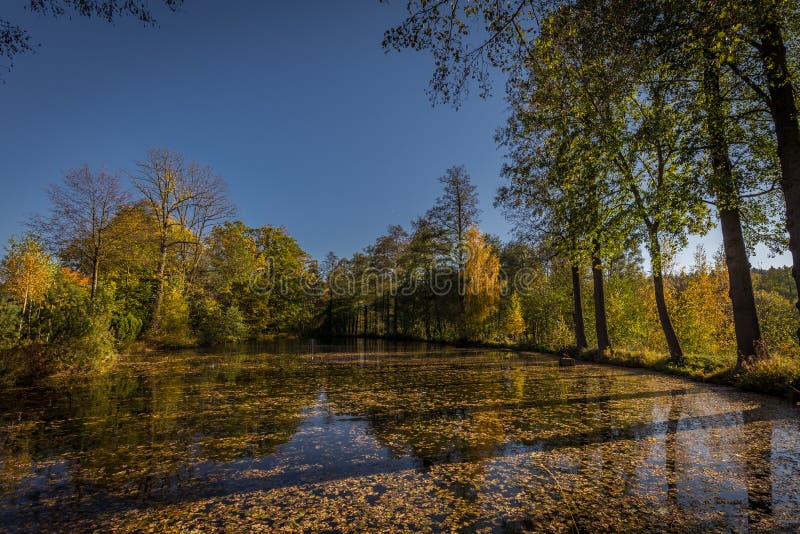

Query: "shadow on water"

xmin=1 ymin=339 xmax=799 ymax=532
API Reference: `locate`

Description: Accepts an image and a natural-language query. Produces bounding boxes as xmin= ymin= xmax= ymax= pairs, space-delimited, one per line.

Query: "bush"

xmin=191 ymin=296 xmax=249 ymax=345
xmin=738 ymin=354 xmax=800 ymax=397
xmin=113 ymin=312 xmax=143 ymax=347
xmin=153 ymin=279 xmax=192 ymax=346
xmin=0 ymin=298 xmax=20 ymax=349
xmin=219 ymin=304 xmax=248 ymax=343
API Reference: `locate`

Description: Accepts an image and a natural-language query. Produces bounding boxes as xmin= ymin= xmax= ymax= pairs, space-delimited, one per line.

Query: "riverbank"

xmin=328 ymin=334 xmax=800 ymax=401
xmin=3 ymin=332 xmax=799 ymax=401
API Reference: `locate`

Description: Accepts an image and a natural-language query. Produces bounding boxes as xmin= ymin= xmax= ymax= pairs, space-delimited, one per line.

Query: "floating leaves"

xmin=1 ymin=344 xmax=799 ymax=532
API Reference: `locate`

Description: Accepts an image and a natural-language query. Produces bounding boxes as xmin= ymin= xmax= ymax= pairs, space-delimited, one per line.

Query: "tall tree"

xmin=463 ymin=226 xmax=503 ymax=339
xmin=702 ymin=0 xmax=800 ymax=342
xmin=427 ymin=165 xmax=480 ymax=336
xmin=32 ymin=165 xmax=128 ymax=300
xmin=427 ymin=165 xmax=481 ymax=270
xmin=133 ymin=148 xmax=232 ymax=333
xmin=1 ymin=234 xmax=53 ymax=333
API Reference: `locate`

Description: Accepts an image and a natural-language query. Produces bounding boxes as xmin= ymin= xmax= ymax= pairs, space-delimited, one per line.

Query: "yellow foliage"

xmin=673 ymin=253 xmax=735 ymax=356
xmin=1 ymin=236 xmax=54 ymax=314
xmin=463 ymin=227 xmax=503 ymax=338
xmin=60 ymin=267 xmax=89 ymax=289
xmin=503 ymin=292 xmax=526 ymax=340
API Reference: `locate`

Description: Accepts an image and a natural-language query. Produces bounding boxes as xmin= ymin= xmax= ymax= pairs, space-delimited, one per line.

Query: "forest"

xmin=0 ymin=155 xmax=798 ymax=395
xmin=1 ymin=0 xmax=800 ymax=398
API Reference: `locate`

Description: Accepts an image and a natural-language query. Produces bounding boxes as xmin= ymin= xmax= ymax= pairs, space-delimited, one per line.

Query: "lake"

xmin=1 ymin=339 xmax=799 ymax=532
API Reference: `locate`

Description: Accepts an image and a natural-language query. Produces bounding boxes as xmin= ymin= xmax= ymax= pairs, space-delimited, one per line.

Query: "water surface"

xmin=1 ymin=340 xmax=799 ymax=532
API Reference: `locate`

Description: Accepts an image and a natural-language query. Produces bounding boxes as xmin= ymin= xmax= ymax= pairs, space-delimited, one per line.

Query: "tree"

xmin=427 ymin=165 xmax=480 ymax=335
xmin=427 ymin=165 xmax=480 ymax=270
xmin=1 ymin=0 xmax=182 ymax=78
xmin=463 ymin=227 xmax=502 ymax=339
xmin=699 ymin=0 xmax=800 ymax=343
xmin=205 ymin=222 xmax=319 ymax=336
xmin=383 ymin=0 xmax=542 ymax=106
xmin=699 ymin=49 xmax=765 ymax=364
xmin=1 ymin=234 xmax=54 ymax=333
xmin=503 ymin=291 xmax=526 ymax=340
xmin=132 ymin=148 xmax=232 ymax=333
xmin=32 ymin=165 xmax=128 ymax=300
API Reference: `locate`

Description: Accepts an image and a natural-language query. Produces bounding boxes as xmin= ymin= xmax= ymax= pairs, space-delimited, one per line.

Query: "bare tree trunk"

xmin=591 ymin=240 xmax=611 ymax=353
xmin=648 ymin=230 xmax=684 ymax=364
xmin=424 ymin=299 xmax=432 ymax=341
xmin=720 ymin=208 xmax=762 ymax=363
xmin=393 ymin=293 xmax=399 ymax=337
xmin=90 ymin=251 xmax=100 ymax=301
xmin=704 ymin=55 xmax=762 ymax=364
xmin=148 ymin=241 xmax=168 ymax=334
xmin=19 ymin=289 xmax=28 ymax=338
xmin=757 ymin=21 xmax=800 ymax=344
xmin=571 ymin=263 xmax=588 ymax=349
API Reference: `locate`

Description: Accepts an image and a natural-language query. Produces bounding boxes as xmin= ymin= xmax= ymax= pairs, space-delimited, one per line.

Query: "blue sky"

xmin=0 ymin=0 xmax=790 ymax=269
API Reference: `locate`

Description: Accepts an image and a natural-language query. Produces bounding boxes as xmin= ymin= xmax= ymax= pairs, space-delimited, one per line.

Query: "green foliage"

xmin=153 ymin=278 xmax=192 ymax=346
xmin=738 ymin=355 xmax=800 ymax=397
xmin=0 ymin=298 xmax=20 ymax=349
xmin=113 ymin=311 xmax=143 ymax=347
xmin=191 ymin=296 xmax=248 ymax=345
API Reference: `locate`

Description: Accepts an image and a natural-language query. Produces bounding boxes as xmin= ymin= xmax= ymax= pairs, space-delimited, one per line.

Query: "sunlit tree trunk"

xmin=703 ymin=55 xmax=762 ymax=365
xmin=647 ymin=228 xmax=684 ymax=364
xmin=148 ymin=239 xmax=168 ymax=334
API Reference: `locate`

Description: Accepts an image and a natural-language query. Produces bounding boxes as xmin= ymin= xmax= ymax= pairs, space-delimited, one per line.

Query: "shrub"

xmin=191 ymin=296 xmax=249 ymax=345
xmin=113 ymin=312 xmax=143 ymax=347
xmin=0 ymin=298 xmax=20 ymax=349
xmin=738 ymin=354 xmax=800 ymax=397
xmin=153 ymin=279 xmax=192 ymax=346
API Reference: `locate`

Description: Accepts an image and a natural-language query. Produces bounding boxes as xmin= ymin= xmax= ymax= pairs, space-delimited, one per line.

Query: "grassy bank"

xmin=507 ymin=339 xmax=800 ymax=400
xmin=342 ymin=334 xmax=800 ymax=402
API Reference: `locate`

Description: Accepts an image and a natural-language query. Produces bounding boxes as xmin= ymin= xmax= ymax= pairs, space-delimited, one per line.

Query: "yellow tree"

xmin=463 ymin=227 xmax=503 ymax=340
xmin=503 ymin=292 xmax=527 ymax=341
xmin=1 ymin=234 xmax=54 ymax=321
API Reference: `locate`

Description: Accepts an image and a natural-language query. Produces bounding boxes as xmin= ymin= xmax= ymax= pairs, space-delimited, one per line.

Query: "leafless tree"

xmin=133 ymin=148 xmax=233 ymax=332
xmin=32 ymin=165 xmax=129 ymax=299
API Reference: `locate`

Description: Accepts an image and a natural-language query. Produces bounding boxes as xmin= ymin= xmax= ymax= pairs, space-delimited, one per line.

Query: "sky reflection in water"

xmin=1 ymin=339 xmax=799 ymax=532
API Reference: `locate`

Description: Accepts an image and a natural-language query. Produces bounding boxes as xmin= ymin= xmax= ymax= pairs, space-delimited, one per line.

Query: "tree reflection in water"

xmin=1 ymin=340 xmax=799 ymax=532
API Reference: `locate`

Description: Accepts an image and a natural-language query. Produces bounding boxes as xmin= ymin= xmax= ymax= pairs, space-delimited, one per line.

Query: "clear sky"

xmin=0 ymin=0 xmax=791 ymax=269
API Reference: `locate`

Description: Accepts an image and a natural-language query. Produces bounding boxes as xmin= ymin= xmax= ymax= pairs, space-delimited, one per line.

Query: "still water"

xmin=1 ymin=340 xmax=799 ymax=532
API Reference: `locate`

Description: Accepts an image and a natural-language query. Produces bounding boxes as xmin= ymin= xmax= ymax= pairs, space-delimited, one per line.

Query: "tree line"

xmin=320 ymin=166 xmax=798 ymax=372
xmin=382 ymin=0 xmax=800 ymax=371
xmin=0 ymin=149 xmax=322 ymax=383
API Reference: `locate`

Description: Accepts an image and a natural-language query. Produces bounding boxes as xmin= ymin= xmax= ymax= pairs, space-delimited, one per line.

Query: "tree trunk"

xmin=571 ymin=263 xmax=588 ymax=349
xmin=148 ymin=241 xmax=168 ymax=334
xmin=393 ymin=293 xmax=399 ymax=337
xmin=720 ymin=208 xmax=762 ymax=363
xmin=19 ymin=288 xmax=28 ymax=338
xmin=90 ymin=252 xmax=100 ymax=301
xmin=591 ymin=241 xmax=611 ymax=353
xmin=757 ymin=21 xmax=800 ymax=344
xmin=648 ymin=230 xmax=684 ymax=364
xmin=652 ymin=273 xmax=684 ymax=364
xmin=704 ymin=54 xmax=763 ymax=364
